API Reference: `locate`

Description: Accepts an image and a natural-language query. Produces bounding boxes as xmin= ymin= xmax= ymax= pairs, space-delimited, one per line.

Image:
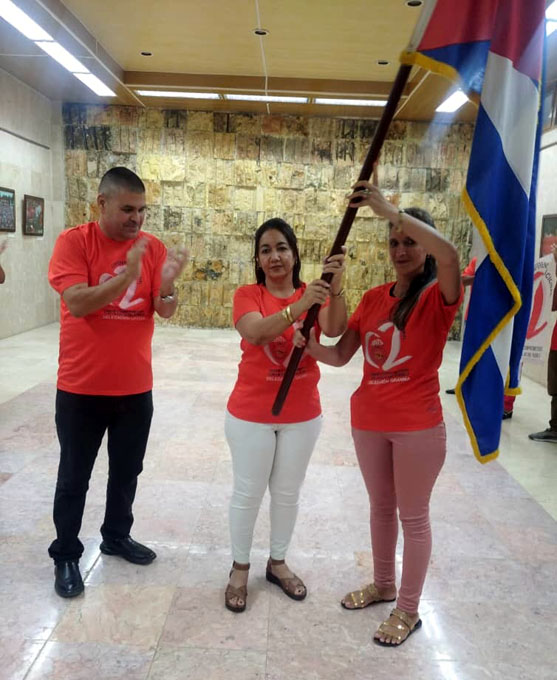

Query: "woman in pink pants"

xmin=296 ymin=181 xmax=462 ymax=646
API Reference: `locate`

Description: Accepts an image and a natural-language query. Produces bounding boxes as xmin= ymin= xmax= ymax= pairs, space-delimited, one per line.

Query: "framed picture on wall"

xmin=540 ymin=214 xmax=557 ymax=257
xmin=0 ymin=187 xmax=16 ymax=232
xmin=23 ymin=195 xmax=44 ymax=236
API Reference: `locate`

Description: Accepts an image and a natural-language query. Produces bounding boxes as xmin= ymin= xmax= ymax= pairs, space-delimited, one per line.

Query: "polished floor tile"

xmin=0 ymin=325 xmax=556 ymax=679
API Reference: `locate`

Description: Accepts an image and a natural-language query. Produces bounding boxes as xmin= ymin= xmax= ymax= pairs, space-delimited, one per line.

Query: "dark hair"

xmin=254 ymin=218 xmax=302 ymax=287
xmin=98 ymin=167 xmax=145 ymax=196
xmin=389 ymin=206 xmax=437 ymax=331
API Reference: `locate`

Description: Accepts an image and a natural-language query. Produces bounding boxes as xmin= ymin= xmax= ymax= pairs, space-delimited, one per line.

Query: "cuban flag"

xmin=401 ymin=0 xmax=546 ymax=462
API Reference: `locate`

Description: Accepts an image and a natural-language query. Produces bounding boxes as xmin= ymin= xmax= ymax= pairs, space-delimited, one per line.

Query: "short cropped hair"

xmin=98 ymin=167 xmax=145 ymax=196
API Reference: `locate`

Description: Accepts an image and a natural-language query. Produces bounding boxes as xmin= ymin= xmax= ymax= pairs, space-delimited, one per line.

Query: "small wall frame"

xmin=0 ymin=187 xmax=16 ymax=232
xmin=23 ymin=195 xmax=44 ymax=236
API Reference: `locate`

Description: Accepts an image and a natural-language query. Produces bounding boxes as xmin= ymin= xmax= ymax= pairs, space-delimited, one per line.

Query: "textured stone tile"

xmin=149 ymin=647 xmax=266 ymax=680
xmin=52 ymin=585 xmax=174 ymax=650
xmin=25 ymin=642 xmax=153 ymax=680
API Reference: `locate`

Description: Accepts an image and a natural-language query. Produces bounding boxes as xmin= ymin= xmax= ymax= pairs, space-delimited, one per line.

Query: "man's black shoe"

xmin=528 ymin=428 xmax=557 ymax=443
xmin=100 ymin=536 xmax=156 ymax=565
xmin=445 ymin=388 xmax=456 ymax=395
xmin=502 ymin=410 xmax=513 ymax=420
xmin=54 ymin=560 xmax=84 ymax=598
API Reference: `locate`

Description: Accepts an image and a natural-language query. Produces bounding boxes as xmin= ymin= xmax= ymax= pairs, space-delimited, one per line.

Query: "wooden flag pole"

xmin=271 ymin=63 xmax=413 ymax=416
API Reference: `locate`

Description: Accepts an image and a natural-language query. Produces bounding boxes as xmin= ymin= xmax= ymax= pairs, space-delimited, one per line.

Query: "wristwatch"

xmin=160 ymin=291 xmax=176 ymax=302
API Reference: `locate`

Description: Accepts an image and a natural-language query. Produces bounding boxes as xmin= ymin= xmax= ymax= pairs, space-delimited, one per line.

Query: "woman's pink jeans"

xmin=352 ymin=423 xmax=446 ymax=614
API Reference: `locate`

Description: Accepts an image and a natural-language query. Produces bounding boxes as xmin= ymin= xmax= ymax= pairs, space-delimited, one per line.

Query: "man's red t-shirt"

xmin=348 ymin=281 xmax=462 ymax=432
xmin=227 ymin=283 xmax=325 ymax=423
xmin=48 ymin=221 xmax=166 ymax=396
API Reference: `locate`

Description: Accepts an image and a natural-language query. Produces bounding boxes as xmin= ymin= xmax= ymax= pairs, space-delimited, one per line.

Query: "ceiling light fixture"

xmin=253 ymin=28 xmax=269 ymax=35
xmin=436 ymin=90 xmax=468 ymax=113
xmin=406 ymin=1 xmax=423 ymax=6
xmin=546 ymin=1 xmax=557 ymax=36
xmin=136 ymin=90 xmax=221 ymax=99
xmin=314 ymin=98 xmax=387 ymax=107
xmin=140 ymin=51 xmax=152 ymax=56
xmin=377 ymin=60 xmax=390 ymax=66
xmin=35 ymin=40 xmax=89 ymax=73
xmin=74 ymin=73 xmax=117 ymax=97
xmin=0 ymin=0 xmax=52 ymax=40
xmin=226 ymin=94 xmax=307 ymax=103
xmin=0 ymin=0 xmax=116 ymax=96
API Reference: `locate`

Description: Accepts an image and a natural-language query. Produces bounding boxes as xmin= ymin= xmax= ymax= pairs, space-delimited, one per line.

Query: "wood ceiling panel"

xmin=61 ymin=0 xmax=421 ymax=79
xmin=0 ymin=0 xmax=492 ymax=121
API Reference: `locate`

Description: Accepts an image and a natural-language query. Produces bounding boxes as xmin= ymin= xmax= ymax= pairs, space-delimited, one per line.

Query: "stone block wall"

xmin=63 ymin=104 xmax=474 ymax=335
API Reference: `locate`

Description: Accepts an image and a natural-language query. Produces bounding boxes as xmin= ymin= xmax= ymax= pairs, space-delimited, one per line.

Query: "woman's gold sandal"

xmin=374 ymin=607 xmax=422 ymax=646
xmin=225 ymin=562 xmax=249 ymax=613
xmin=341 ymin=583 xmax=396 ymax=610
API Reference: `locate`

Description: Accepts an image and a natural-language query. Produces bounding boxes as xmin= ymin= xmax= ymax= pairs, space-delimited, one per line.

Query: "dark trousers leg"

xmin=49 ymin=390 xmax=108 ymax=563
xmin=548 ymin=350 xmax=557 ymax=431
xmin=101 ymin=391 xmax=153 ymax=541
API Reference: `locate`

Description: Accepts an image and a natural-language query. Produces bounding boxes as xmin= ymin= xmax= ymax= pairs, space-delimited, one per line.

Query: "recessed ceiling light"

xmin=136 ymin=90 xmax=221 ymax=99
xmin=253 ymin=28 xmax=269 ymax=36
xmin=436 ymin=90 xmax=468 ymax=113
xmin=377 ymin=60 xmax=390 ymax=66
xmin=314 ymin=98 xmax=387 ymax=107
xmin=140 ymin=51 xmax=152 ymax=56
xmin=226 ymin=94 xmax=307 ymax=103
xmin=406 ymin=0 xmax=423 ymax=6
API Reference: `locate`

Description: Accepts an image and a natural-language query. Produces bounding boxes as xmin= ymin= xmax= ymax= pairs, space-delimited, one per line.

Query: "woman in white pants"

xmin=224 ymin=217 xmax=346 ymax=612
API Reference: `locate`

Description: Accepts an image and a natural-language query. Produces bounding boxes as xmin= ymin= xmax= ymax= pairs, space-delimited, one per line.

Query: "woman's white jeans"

xmin=225 ymin=410 xmax=322 ymax=564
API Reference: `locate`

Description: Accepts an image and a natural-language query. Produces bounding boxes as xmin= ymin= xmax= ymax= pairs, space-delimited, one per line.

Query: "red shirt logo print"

xmin=99 ymin=265 xmax=145 ymax=310
xmin=526 ymin=270 xmax=550 ymax=340
xmin=364 ymin=322 xmax=412 ymax=372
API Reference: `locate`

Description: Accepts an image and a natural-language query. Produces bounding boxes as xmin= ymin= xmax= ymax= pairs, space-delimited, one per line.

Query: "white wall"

xmin=0 ymin=68 xmax=64 ymax=339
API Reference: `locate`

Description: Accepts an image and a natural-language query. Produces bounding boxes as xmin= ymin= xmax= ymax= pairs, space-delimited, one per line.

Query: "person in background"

xmin=224 ymin=217 xmax=347 ymax=613
xmin=445 ymin=256 xmax=475 ymax=394
xmin=0 ymin=239 xmax=7 ymax=283
xmin=48 ymin=167 xmax=188 ymax=598
xmin=529 ymin=245 xmax=557 ymax=442
xmin=296 ymin=181 xmax=461 ymax=646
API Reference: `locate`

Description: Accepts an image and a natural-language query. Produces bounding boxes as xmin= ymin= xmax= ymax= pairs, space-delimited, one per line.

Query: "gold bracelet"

xmin=282 ymin=305 xmax=294 ymax=324
xmin=331 ymin=288 xmax=345 ymax=297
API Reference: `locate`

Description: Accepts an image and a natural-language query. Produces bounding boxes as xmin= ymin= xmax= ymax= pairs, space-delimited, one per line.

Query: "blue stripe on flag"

xmin=421 ymin=41 xmax=491 ymax=93
xmin=460 ymin=330 xmax=504 ymax=455
xmin=460 ymin=103 xmax=532 ymax=459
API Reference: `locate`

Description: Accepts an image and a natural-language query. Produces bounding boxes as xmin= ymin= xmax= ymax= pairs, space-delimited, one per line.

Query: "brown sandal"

xmin=265 ymin=559 xmax=307 ymax=601
xmin=341 ymin=583 xmax=396 ymax=610
xmin=225 ymin=562 xmax=249 ymax=613
xmin=374 ymin=607 xmax=422 ymax=646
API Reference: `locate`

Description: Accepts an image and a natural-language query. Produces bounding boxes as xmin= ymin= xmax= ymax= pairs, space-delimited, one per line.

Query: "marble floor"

xmin=1 ymin=323 xmax=556 ymax=680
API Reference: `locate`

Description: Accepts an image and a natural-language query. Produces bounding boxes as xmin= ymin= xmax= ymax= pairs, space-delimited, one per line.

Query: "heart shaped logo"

xmin=367 ymin=328 xmax=392 ymax=367
xmin=526 ymin=270 xmax=550 ymax=340
xmin=364 ymin=322 xmax=411 ymax=372
xmin=263 ymin=318 xmax=304 ymax=367
xmin=265 ymin=337 xmax=292 ymax=365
